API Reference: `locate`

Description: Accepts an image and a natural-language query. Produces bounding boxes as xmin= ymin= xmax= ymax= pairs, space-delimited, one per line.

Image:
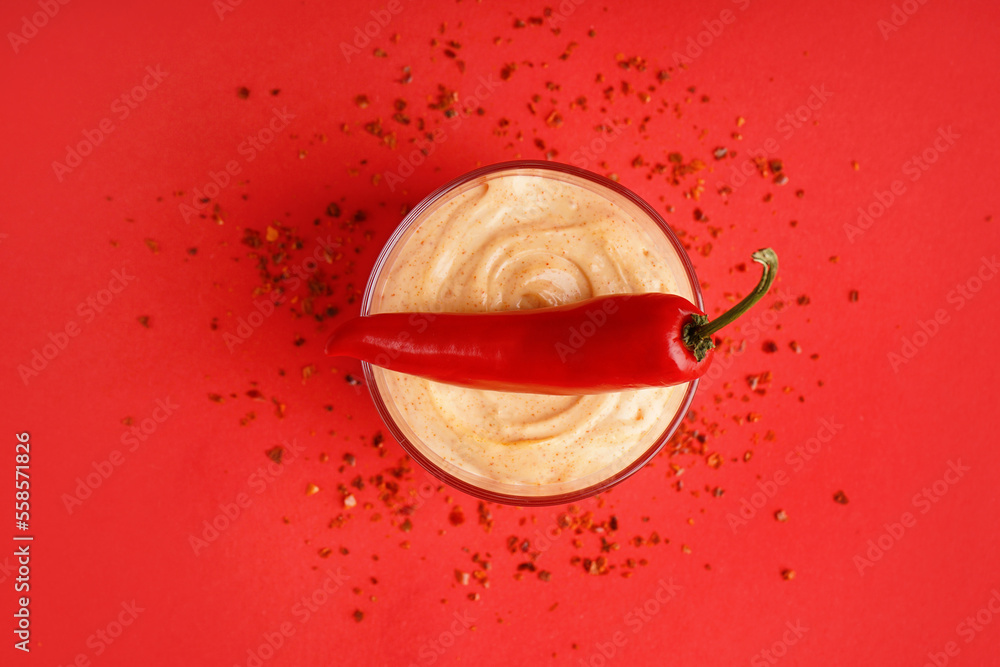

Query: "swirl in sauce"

xmin=370 ymin=173 xmax=691 ymax=487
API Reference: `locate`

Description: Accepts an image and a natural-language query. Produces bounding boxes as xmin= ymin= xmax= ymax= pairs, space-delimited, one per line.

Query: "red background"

xmin=2 ymin=0 xmax=999 ymax=665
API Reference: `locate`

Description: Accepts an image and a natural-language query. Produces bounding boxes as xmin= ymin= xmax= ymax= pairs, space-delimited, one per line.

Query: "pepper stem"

xmin=682 ymin=248 xmax=779 ymax=361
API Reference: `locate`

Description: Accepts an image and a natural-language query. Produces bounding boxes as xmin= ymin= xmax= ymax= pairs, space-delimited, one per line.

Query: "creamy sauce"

xmin=370 ymin=173 xmax=691 ymax=488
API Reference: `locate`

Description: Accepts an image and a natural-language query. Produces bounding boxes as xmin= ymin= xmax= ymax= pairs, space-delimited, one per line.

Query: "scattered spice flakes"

xmin=207 ymin=393 xmax=224 ymax=404
xmin=239 ymin=73 xmax=809 ymax=590
xmin=559 ymin=41 xmax=579 ymax=60
xmin=237 ymin=86 xmax=250 ymax=99
xmin=363 ymin=118 xmax=383 ymax=137
xmin=582 ymin=556 xmax=611 ymax=575
xmin=272 ymin=397 xmax=286 ymax=418
xmin=355 ymin=94 xmax=370 ymax=108
xmin=265 ymin=446 xmax=284 ymax=464
xmin=352 ymin=610 xmax=364 ymax=623
xmin=144 ymin=238 xmax=160 ymax=254
xmin=834 ymin=490 xmax=849 ymax=504
xmin=762 ymin=340 xmax=779 ymax=353
xmin=137 ymin=315 xmax=151 ymax=328
xmin=851 ymin=160 xmax=860 ymax=171
xmin=241 ymin=228 xmax=263 ymax=248
xmin=746 ymin=371 xmax=772 ymax=391
xmin=306 ymin=483 xmax=321 ymax=496
xmin=781 ymin=569 xmax=796 ymax=581
xmin=774 ymin=509 xmax=788 ymax=522
xmin=848 ymin=290 xmax=859 ymax=303
xmin=344 ymin=494 xmax=357 ymax=508
xmin=477 ymin=502 xmax=493 ymax=533
xmin=789 ymin=340 xmax=803 ymax=354
xmin=545 ymin=110 xmax=564 ymax=128
xmin=797 ymin=294 xmax=811 ymax=306
xmin=318 ymin=547 xmax=333 ymax=558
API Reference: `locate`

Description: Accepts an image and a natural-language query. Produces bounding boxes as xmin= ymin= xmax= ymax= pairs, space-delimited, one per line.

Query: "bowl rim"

xmin=360 ymin=159 xmax=703 ymax=506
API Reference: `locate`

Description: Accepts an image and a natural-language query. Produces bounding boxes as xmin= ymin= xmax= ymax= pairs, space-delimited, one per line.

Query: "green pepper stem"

xmin=682 ymin=248 xmax=779 ymax=361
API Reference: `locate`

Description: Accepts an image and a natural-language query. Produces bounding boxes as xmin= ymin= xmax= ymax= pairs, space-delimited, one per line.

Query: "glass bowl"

xmin=360 ymin=160 xmax=702 ymax=506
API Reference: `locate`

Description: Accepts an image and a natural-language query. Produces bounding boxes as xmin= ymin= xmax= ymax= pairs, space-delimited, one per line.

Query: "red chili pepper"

xmin=325 ymin=249 xmax=778 ymax=394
